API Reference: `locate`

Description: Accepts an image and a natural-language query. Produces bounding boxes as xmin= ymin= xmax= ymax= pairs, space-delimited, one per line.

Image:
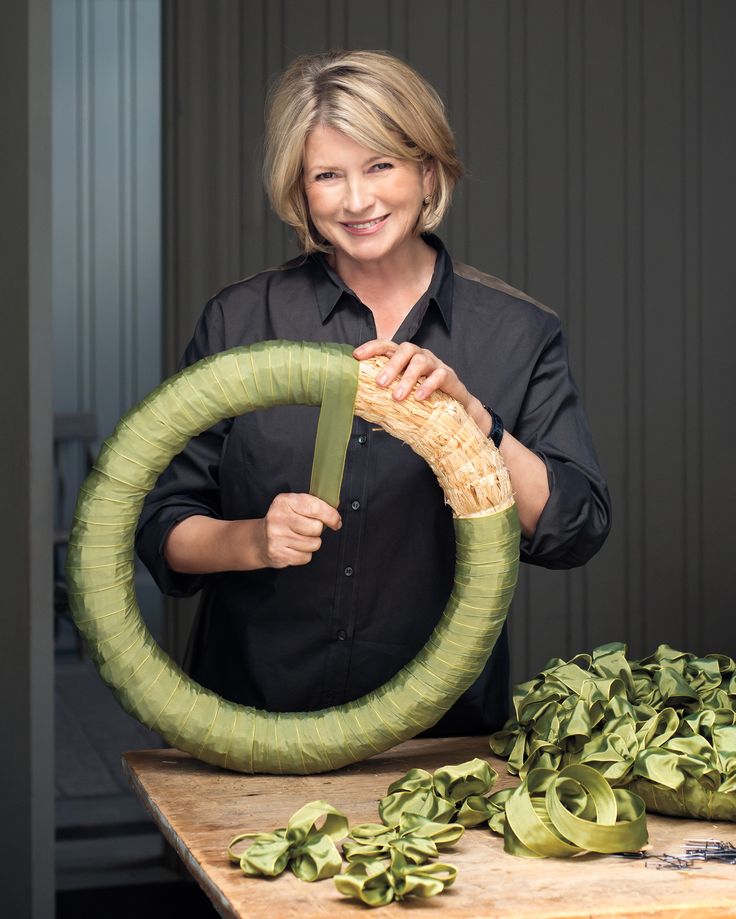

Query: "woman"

xmin=137 ymin=50 xmax=610 ymax=735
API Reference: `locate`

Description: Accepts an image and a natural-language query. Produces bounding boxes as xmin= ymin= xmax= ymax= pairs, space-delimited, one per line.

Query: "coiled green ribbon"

xmin=490 ymin=643 xmax=736 ymax=821
xmin=501 ymin=764 xmax=648 ymax=858
xmin=378 ymin=758 xmax=647 ymax=858
xmin=334 ymin=851 xmax=457 ymax=906
xmin=227 ymin=800 xmax=348 ymax=881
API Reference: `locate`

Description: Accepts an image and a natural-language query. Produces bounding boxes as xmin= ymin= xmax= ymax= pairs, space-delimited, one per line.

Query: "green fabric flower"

xmin=378 ymin=758 xmax=500 ymax=828
xmin=334 ymin=850 xmax=457 ymax=906
xmin=228 ymin=800 xmax=347 ymax=881
xmin=344 ymin=812 xmax=464 ymax=865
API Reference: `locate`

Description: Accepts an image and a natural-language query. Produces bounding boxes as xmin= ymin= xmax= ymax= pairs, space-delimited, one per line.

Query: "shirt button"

xmin=351 ymin=500 xmax=361 ymax=511
xmin=357 ymin=434 xmax=367 ymax=445
xmin=344 ymin=566 xmax=354 ymax=577
xmin=337 ymin=629 xmax=347 ymax=641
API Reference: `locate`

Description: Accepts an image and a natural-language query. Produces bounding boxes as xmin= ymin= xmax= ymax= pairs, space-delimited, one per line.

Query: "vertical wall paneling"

xmin=343 ymin=0 xmax=388 ymax=49
xmin=581 ymin=1 xmax=628 ymax=651
xmin=564 ymin=0 xmax=587 ymax=655
xmin=623 ymin=0 xmax=646 ymax=655
xmin=700 ymin=0 xmax=736 ymax=654
xmin=524 ymin=0 xmax=570 ymax=674
xmin=447 ymin=0 xmax=468 ymax=256
xmin=387 ymin=0 xmax=408 ymax=58
xmin=466 ymin=1 xmax=509 ymax=279
xmin=239 ymin=1 xmax=268 ymax=277
xmin=163 ymin=1 xmax=736 ymax=682
xmin=682 ymin=0 xmax=703 ymax=652
xmin=53 ymin=0 xmax=161 ymax=437
xmin=641 ymin=0 xmax=687 ymax=653
xmin=1 ymin=0 xmax=54 ymax=910
xmin=53 ymin=0 xmax=162 ymax=613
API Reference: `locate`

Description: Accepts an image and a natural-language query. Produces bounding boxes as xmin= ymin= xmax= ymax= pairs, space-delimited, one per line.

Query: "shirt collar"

xmin=309 ymin=234 xmax=454 ymax=332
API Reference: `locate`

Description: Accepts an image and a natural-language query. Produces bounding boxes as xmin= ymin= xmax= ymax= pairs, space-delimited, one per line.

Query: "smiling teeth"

xmin=346 ymin=217 xmax=383 ymax=229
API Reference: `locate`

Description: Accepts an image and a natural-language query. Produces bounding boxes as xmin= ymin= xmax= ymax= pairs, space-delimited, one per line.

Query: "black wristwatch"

xmin=483 ymin=405 xmax=504 ymax=449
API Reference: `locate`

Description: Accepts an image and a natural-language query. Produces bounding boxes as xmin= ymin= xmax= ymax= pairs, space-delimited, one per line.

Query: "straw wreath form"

xmin=66 ymin=341 xmax=519 ymax=774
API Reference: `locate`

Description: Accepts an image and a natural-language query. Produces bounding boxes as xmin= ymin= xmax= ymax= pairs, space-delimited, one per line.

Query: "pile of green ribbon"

xmin=490 ymin=643 xmax=736 ymax=821
xmin=228 ymin=800 xmax=461 ymax=906
xmin=228 ymin=756 xmax=650 ymax=907
xmin=375 ymin=757 xmax=647 ymax=860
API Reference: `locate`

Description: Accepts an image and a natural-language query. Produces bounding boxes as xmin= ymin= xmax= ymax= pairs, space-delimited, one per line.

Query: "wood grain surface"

xmin=123 ymin=737 xmax=736 ymax=918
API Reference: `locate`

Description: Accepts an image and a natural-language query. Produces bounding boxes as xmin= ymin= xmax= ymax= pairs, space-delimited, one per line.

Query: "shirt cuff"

xmin=136 ymin=507 xmax=216 ymax=597
xmin=520 ymin=454 xmax=611 ymax=569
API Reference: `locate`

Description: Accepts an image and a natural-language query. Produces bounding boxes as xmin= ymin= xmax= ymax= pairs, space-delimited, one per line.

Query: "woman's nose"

xmin=343 ymin=176 xmax=373 ymax=213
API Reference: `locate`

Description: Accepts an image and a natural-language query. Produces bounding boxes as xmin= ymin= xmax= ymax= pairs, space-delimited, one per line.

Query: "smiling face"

xmin=302 ymin=124 xmax=433 ymax=270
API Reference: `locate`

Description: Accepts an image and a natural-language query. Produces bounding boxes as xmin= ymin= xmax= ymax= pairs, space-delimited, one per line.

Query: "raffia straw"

xmin=354 ymin=357 xmax=514 ymax=518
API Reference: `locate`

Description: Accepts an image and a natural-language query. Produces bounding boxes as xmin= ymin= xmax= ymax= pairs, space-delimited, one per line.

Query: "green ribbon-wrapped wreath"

xmin=66 ymin=340 xmax=519 ymax=774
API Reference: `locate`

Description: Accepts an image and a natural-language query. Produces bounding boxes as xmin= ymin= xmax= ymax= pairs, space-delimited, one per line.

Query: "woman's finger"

xmin=277 ymin=493 xmax=342 ymax=531
xmin=288 ymin=515 xmax=325 ymax=538
xmin=414 ymin=366 xmax=452 ymax=400
xmin=372 ymin=342 xmax=425 ymax=387
xmin=285 ymin=535 xmax=322 ymax=554
xmin=352 ymin=339 xmax=397 ymax=360
xmin=392 ymin=352 xmax=437 ymax=399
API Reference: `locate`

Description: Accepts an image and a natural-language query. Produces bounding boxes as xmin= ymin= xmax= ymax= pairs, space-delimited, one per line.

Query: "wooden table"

xmin=123 ymin=737 xmax=736 ymax=918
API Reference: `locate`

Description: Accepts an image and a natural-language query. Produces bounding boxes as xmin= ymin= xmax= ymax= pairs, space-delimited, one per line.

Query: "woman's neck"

xmin=329 ymin=236 xmax=437 ymax=340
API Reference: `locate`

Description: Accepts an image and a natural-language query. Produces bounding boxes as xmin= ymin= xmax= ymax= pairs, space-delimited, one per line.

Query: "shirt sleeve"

xmin=513 ymin=318 xmax=611 ymax=569
xmin=135 ymin=298 xmax=230 ymax=597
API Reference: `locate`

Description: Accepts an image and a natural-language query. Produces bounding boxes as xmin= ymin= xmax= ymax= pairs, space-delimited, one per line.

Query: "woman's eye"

xmin=315 ymin=171 xmax=336 ymax=181
xmin=372 ymin=162 xmax=393 ymax=172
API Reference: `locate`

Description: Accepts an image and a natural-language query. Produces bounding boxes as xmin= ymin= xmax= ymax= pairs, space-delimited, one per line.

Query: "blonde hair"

xmin=264 ymin=50 xmax=464 ymax=253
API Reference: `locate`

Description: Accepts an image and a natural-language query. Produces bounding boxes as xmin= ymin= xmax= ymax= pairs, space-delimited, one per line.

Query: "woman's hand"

xmin=353 ymin=340 xmax=491 ymax=432
xmin=164 ymin=495 xmax=341 ymax=574
xmin=255 ymin=493 xmax=342 ymax=569
xmin=353 ymin=338 xmax=551 ymax=538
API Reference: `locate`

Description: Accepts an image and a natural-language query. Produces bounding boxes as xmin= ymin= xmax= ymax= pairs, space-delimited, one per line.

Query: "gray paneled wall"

xmin=52 ymin=0 xmax=163 ymax=624
xmin=164 ymin=0 xmax=736 ymax=682
xmin=53 ymin=0 xmax=162 ymax=458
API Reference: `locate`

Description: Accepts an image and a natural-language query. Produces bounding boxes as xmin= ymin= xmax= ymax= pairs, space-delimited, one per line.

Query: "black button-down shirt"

xmin=136 ymin=236 xmax=610 ymax=735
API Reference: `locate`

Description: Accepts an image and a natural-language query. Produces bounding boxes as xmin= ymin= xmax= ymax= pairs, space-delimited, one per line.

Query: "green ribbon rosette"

xmin=343 ymin=813 xmax=464 ymax=865
xmin=433 ymin=758 xmax=500 ymax=826
xmin=334 ymin=850 xmax=458 ymax=907
xmin=490 ymin=642 xmax=736 ymax=822
xmin=378 ymin=758 xmax=499 ymax=828
xmin=498 ymin=764 xmax=648 ymax=858
xmin=378 ymin=768 xmax=458 ymax=826
xmin=227 ymin=800 xmax=348 ymax=881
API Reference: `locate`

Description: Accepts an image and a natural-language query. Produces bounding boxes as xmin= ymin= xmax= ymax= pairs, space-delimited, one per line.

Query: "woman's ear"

xmin=422 ymin=159 xmax=436 ymax=199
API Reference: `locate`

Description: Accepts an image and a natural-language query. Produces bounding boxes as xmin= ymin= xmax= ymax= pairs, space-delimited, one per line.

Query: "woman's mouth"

xmin=340 ymin=215 xmax=389 ymax=235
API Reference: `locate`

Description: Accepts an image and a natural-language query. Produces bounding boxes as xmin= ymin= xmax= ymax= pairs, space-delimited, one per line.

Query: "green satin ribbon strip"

xmin=334 ymin=850 xmax=458 ymax=907
xmin=378 ymin=758 xmax=499 ymax=828
xmin=308 ymin=343 xmax=359 ymax=508
xmin=227 ymin=800 xmax=348 ymax=881
xmin=490 ymin=642 xmax=736 ymax=822
xmin=343 ymin=813 xmax=464 ymax=865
